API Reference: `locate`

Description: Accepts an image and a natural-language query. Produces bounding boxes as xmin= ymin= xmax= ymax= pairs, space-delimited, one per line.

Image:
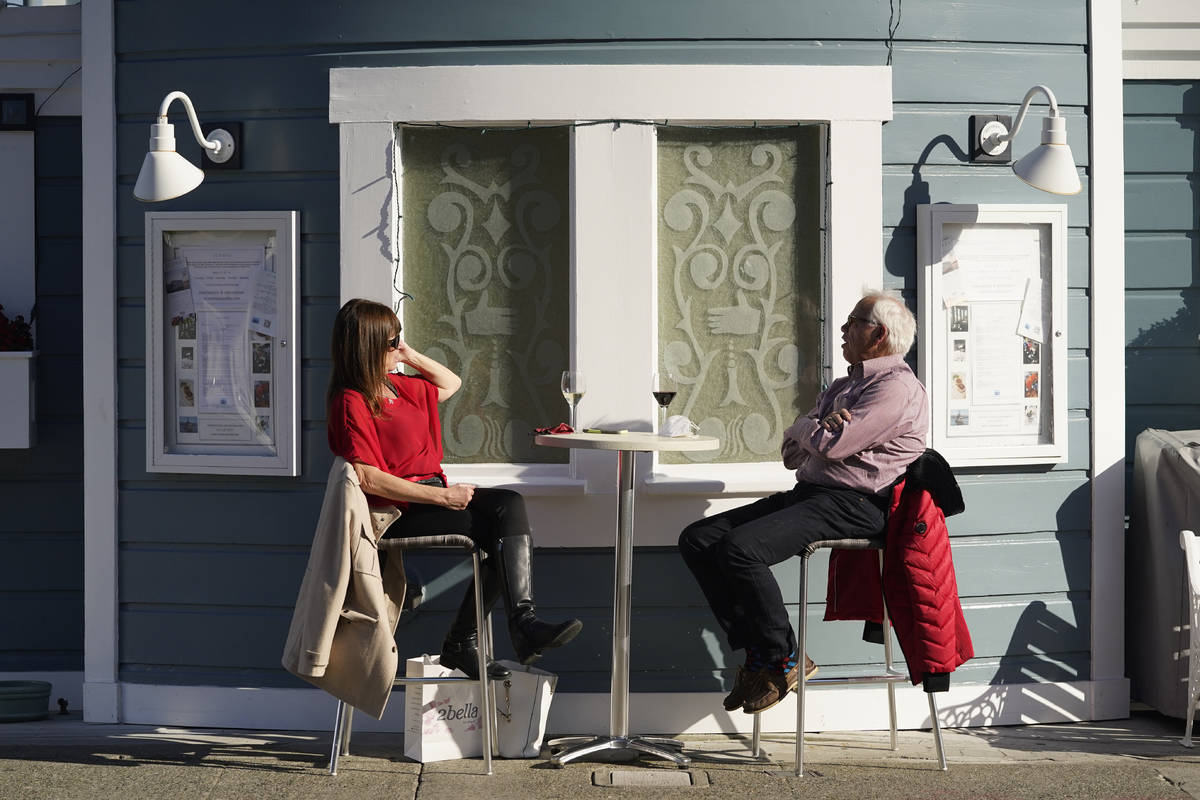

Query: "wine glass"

xmin=560 ymin=370 xmax=586 ymax=431
xmin=651 ymin=371 xmax=678 ymax=435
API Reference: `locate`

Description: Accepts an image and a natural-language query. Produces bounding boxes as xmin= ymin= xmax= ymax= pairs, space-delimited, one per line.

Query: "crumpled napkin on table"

xmin=534 ymin=423 xmax=574 ymax=435
xmin=661 ymin=415 xmax=700 ymax=437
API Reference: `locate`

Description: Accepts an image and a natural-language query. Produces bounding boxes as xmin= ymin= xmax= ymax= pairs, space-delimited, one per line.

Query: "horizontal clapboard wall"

xmin=0 ymin=116 xmax=84 ymax=672
xmin=110 ymin=0 xmax=1093 ymax=692
xmin=1123 ymin=81 xmax=1200 ymax=462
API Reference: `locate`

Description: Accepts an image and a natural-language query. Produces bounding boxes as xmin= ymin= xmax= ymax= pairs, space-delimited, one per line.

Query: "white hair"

xmin=864 ymin=291 xmax=916 ymax=356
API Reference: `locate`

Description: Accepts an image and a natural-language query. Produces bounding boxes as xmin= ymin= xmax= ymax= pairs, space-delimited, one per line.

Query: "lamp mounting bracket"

xmin=969 ymin=114 xmax=1012 ymax=163
xmin=201 ymin=121 xmax=242 ymax=169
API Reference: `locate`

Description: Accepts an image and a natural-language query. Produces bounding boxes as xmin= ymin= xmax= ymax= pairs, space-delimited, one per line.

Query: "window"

xmin=656 ymin=127 xmax=823 ymax=464
xmin=400 ymin=127 xmax=570 ymax=463
xmin=332 ymin=64 xmax=890 ymax=492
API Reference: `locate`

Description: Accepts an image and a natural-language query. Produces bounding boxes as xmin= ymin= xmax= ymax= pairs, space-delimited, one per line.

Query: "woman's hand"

xmin=391 ymin=340 xmax=463 ymax=402
xmin=441 ymin=483 xmax=475 ymax=510
xmin=393 ymin=338 xmax=419 ymax=366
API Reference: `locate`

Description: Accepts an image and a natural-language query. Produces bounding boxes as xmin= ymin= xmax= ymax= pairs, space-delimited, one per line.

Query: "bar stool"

xmin=750 ymin=537 xmax=948 ymax=776
xmin=328 ymin=534 xmax=498 ymax=776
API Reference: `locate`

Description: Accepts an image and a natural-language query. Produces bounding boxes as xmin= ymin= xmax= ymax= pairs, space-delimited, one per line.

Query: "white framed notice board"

xmin=144 ymin=211 xmax=299 ymax=475
xmin=916 ymin=204 xmax=1067 ymax=467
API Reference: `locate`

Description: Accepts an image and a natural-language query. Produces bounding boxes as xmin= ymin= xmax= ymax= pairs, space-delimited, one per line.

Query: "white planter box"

xmin=0 ymin=352 xmax=35 ymax=448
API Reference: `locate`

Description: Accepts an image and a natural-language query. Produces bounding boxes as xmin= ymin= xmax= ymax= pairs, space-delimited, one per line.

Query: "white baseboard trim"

xmin=83 ymin=679 xmax=120 ymax=723
xmin=0 ymin=671 xmax=83 ymax=715
xmin=117 ymin=678 xmax=1129 ymax=734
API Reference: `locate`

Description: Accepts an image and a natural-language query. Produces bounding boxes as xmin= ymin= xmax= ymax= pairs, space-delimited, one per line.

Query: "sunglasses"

xmin=386 ymin=333 xmax=401 ymax=350
xmin=845 ymin=314 xmax=879 ymax=328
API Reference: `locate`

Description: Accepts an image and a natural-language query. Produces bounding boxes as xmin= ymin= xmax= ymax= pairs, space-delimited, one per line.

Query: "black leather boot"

xmin=496 ymin=534 xmax=583 ymax=665
xmin=440 ymin=562 xmax=510 ymax=681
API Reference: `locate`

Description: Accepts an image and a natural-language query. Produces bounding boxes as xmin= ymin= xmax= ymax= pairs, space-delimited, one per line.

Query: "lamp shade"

xmin=132 ymin=121 xmax=205 ymax=202
xmin=1011 ymin=115 xmax=1081 ymax=195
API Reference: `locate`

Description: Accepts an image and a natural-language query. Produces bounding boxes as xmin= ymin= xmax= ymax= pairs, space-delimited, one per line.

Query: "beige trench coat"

xmin=282 ymin=457 xmax=404 ymax=719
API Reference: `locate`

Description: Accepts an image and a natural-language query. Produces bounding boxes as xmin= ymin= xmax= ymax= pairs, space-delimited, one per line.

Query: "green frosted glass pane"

xmin=401 ymin=127 xmax=569 ymax=464
xmin=657 ymin=127 xmax=823 ymax=464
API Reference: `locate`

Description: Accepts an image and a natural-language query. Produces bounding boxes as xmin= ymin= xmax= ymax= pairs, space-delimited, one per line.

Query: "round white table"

xmin=534 ymin=432 xmax=720 ymax=767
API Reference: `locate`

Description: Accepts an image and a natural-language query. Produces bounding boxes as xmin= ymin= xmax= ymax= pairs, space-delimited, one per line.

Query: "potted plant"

xmin=0 ymin=304 xmax=35 ymax=448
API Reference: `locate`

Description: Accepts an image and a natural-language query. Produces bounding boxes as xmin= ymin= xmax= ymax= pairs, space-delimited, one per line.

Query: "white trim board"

xmin=80 ymin=0 xmax=118 ymax=723
xmin=330 ymin=63 xmax=889 ymax=535
xmin=117 ymin=679 xmax=1129 ymax=734
xmin=1122 ymin=0 xmax=1200 ymax=79
xmin=329 ymin=65 xmax=894 ymax=125
xmin=1089 ymin=0 xmax=1128 ymax=692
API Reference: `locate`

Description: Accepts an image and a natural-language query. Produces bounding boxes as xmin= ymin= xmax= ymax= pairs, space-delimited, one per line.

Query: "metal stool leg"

xmin=751 ymin=713 xmax=761 ymax=758
xmin=927 ymin=690 xmax=948 ymax=770
xmin=329 ymin=700 xmax=348 ymax=775
xmin=795 ymin=552 xmax=809 ymax=776
xmin=472 ymin=550 xmax=494 ymax=775
xmin=879 ymin=551 xmax=898 ymax=751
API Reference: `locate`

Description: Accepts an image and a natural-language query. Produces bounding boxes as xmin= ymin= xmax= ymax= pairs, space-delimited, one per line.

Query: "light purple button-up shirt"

xmin=781 ymin=354 xmax=929 ymax=496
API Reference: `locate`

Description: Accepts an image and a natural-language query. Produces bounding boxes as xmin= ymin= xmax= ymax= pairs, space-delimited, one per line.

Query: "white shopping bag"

xmin=493 ymin=660 xmax=557 ymax=759
xmin=402 ymin=655 xmax=558 ymax=762
xmin=403 ymin=655 xmax=487 ymax=763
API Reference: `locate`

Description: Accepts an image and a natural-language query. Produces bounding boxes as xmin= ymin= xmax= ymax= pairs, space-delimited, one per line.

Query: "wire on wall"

xmin=886 ymin=0 xmax=903 ymax=66
xmin=35 ymin=65 xmax=81 ymax=116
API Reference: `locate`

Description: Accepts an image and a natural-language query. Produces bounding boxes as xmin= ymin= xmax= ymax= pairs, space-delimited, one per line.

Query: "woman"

xmin=326 ymin=298 xmax=582 ymax=679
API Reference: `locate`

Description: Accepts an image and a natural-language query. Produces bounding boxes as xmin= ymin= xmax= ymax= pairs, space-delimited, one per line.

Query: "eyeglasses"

xmin=845 ymin=314 xmax=879 ymax=328
xmin=386 ymin=334 xmax=401 ymax=350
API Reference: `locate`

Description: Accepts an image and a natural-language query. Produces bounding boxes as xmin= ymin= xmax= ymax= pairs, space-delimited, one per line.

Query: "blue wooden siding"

xmin=0 ymin=116 xmax=84 ymax=672
xmin=111 ymin=0 xmax=1092 ymax=692
xmin=1123 ymin=81 xmax=1200 ymax=464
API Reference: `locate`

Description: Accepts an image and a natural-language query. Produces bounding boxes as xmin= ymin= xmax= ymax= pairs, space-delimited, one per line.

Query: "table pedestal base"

xmin=549 ymin=735 xmax=691 ymax=768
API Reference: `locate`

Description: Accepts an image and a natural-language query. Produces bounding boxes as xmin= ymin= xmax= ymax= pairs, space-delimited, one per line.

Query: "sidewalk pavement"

xmin=3 ymin=710 xmax=1200 ymax=799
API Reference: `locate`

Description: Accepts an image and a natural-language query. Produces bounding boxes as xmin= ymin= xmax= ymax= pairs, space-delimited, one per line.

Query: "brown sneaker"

xmin=805 ymin=654 xmax=819 ymax=680
xmin=743 ymin=663 xmax=799 ymax=714
xmin=722 ymin=666 xmax=759 ymax=712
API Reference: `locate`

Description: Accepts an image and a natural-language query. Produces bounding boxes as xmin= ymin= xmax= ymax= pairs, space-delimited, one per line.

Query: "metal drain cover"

xmin=597 ymin=770 xmax=700 ymax=787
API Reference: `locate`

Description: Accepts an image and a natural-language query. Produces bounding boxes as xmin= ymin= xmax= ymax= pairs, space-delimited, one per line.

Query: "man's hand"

xmin=441 ymin=483 xmax=475 ymax=510
xmin=820 ymin=408 xmax=852 ymax=431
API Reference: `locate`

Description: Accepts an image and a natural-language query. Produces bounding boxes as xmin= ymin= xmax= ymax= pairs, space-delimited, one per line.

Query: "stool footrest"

xmin=391 ymin=675 xmax=505 ymax=686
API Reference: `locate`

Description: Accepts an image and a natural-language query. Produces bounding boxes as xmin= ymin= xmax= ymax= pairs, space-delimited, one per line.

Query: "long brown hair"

xmin=327 ymin=298 xmax=400 ymax=418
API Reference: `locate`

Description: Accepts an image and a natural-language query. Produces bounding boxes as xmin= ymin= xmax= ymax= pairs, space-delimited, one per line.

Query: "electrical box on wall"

xmin=0 ymin=94 xmax=34 ymax=131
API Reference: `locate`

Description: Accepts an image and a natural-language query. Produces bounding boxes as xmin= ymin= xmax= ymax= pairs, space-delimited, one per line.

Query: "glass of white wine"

xmin=651 ymin=370 xmax=678 ymax=435
xmin=561 ymin=370 xmax=586 ymax=431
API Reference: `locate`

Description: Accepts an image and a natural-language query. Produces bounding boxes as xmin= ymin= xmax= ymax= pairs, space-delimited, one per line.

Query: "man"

xmin=678 ymin=291 xmax=929 ymax=714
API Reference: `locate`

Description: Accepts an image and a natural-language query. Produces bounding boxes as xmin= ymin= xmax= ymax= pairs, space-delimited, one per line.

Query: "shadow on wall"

xmin=938 ymin=480 xmax=1092 ymax=728
xmin=1125 ymin=82 xmax=1200 ymax=447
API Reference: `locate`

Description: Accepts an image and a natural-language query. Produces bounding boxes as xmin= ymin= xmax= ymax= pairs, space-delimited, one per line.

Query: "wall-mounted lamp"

xmin=133 ymin=91 xmax=241 ymax=202
xmin=969 ymin=84 xmax=1081 ymax=196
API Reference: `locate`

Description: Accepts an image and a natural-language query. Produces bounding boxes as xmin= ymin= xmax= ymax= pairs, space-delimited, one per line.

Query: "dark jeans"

xmin=678 ymin=481 xmax=888 ymax=663
xmin=383 ymin=487 xmax=530 ymax=550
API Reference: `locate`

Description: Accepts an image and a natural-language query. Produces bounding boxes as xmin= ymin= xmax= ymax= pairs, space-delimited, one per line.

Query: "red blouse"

xmin=327 ymin=373 xmax=445 ymax=508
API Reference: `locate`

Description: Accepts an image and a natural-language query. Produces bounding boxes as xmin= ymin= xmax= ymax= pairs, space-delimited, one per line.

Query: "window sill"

xmin=441 ymin=464 xmax=586 ymax=495
xmin=642 ymin=463 xmax=795 ymax=495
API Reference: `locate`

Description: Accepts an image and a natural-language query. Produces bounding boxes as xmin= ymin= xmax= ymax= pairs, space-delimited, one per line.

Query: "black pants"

xmin=678 ymin=481 xmax=888 ymax=664
xmin=383 ymin=487 xmax=530 ymax=550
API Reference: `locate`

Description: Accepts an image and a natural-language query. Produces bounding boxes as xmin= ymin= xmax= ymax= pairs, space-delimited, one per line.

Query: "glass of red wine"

xmin=651 ymin=371 xmax=677 ymax=435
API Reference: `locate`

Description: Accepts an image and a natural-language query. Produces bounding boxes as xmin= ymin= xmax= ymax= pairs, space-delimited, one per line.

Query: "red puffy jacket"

xmin=824 ymin=475 xmax=973 ymax=687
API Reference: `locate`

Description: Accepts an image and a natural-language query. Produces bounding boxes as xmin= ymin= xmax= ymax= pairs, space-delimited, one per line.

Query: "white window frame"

xmin=330 ymin=64 xmax=891 ymax=494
